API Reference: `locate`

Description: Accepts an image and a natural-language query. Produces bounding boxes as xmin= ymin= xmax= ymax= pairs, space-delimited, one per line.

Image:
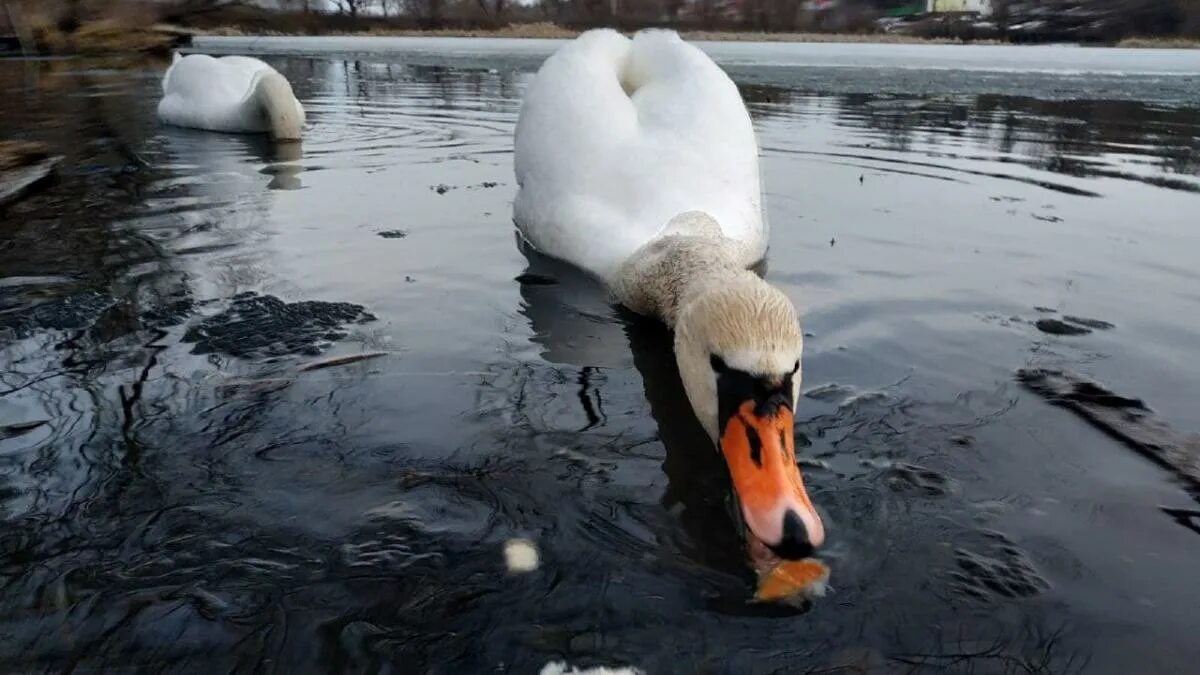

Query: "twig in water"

xmin=295 ymin=351 xmax=392 ymax=373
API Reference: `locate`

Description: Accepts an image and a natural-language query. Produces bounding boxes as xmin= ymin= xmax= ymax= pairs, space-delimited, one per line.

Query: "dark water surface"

xmin=1 ymin=39 xmax=1199 ymax=674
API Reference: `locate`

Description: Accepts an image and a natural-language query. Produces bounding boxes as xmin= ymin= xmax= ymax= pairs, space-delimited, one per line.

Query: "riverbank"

xmin=1 ymin=21 xmax=191 ymax=56
xmin=184 ymin=23 xmax=1200 ymax=48
xmin=6 ymin=18 xmax=1197 ymax=56
xmin=1116 ymin=36 xmax=1200 ymax=48
xmin=195 ymin=22 xmax=995 ymax=45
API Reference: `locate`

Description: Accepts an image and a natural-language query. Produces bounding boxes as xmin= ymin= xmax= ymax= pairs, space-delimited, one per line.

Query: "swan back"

xmin=513 ymin=30 xmax=764 ymax=283
xmin=158 ymin=54 xmax=305 ymax=138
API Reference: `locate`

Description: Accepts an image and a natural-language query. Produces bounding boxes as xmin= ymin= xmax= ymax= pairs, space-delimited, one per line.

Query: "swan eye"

xmin=710 ymin=354 xmax=728 ymax=374
xmin=792 ymin=359 xmax=800 ymax=374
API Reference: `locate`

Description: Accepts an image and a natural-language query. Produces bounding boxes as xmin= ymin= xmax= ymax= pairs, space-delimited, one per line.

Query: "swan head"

xmin=674 ymin=276 xmax=824 ymax=566
xmin=256 ymin=72 xmax=303 ymax=142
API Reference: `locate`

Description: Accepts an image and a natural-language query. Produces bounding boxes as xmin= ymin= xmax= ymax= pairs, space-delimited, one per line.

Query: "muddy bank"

xmin=2 ymin=11 xmax=190 ymax=56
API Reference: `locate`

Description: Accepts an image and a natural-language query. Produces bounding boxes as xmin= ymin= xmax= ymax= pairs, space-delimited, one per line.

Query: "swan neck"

xmin=256 ymin=73 xmax=300 ymax=141
xmin=614 ymin=234 xmax=761 ymax=329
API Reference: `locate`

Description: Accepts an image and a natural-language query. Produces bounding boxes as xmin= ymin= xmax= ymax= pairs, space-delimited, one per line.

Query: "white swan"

xmin=158 ymin=54 xmax=305 ymax=141
xmin=514 ymin=29 xmax=825 ymax=567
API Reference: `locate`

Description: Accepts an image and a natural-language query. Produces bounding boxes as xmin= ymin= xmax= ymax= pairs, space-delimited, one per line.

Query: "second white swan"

xmin=158 ymin=54 xmax=305 ymax=141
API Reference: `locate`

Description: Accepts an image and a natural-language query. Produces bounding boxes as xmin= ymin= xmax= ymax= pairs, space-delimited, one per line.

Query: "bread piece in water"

xmin=755 ymin=558 xmax=830 ymax=602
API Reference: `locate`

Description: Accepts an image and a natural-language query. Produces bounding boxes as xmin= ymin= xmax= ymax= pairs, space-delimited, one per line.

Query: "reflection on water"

xmin=2 ymin=43 xmax=1199 ymax=673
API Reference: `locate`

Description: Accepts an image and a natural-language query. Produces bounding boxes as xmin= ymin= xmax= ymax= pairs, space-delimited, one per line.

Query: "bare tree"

xmin=768 ymin=0 xmax=803 ymax=31
xmin=332 ymin=0 xmax=374 ymax=18
xmin=475 ymin=0 xmax=507 ymax=21
xmin=692 ymin=0 xmax=722 ymax=29
xmin=537 ymin=0 xmax=567 ymax=21
xmin=404 ymin=0 xmax=444 ymax=26
xmin=663 ymin=0 xmax=686 ymax=21
xmin=574 ymin=0 xmax=612 ymax=22
xmin=379 ymin=0 xmax=402 ymax=17
xmin=741 ymin=0 xmax=767 ymax=30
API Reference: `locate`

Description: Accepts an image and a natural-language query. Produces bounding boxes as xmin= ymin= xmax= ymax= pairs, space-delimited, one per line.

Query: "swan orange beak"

xmin=720 ymin=401 xmax=824 ymax=563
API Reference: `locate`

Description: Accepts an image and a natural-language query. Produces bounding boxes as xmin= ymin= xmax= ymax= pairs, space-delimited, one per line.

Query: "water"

xmin=1 ymin=38 xmax=1199 ymax=673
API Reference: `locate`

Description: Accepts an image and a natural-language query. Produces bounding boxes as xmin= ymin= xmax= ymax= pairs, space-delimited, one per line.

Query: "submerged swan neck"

xmin=256 ymin=72 xmax=301 ymax=141
xmin=613 ymin=231 xmax=763 ymax=329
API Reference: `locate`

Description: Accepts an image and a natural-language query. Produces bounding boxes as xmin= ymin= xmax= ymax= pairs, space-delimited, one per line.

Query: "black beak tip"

xmin=768 ymin=509 xmax=815 ymax=560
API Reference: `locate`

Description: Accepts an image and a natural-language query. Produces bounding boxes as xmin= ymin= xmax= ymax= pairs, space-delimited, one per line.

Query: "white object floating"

xmin=539 ymin=662 xmax=644 ymax=675
xmin=503 ymin=538 xmax=539 ymax=573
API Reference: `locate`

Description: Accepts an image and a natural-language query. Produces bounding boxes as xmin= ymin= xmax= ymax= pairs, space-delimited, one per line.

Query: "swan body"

xmin=514 ymin=30 xmax=824 ymax=566
xmin=514 ymin=29 xmax=764 ymax=284
xmin=158 ymin=54 xmax=305 ymax=141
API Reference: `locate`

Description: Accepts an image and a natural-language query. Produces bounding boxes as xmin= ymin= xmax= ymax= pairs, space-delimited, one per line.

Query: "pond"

xmin=1 ymin=37 xmax=1199 ymax=674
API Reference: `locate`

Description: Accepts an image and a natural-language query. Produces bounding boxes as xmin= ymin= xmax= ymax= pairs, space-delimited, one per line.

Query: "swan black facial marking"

xmin=715 ymin=358 xmax=798 ymax=434
xmin=740 ymin=414 xmax=763 ymax=467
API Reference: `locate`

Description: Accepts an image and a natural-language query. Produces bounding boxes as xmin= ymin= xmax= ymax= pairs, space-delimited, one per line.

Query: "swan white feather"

xmin=158 ymin=54 xmax=305 ymax=140
xmin=513 ymin=29 xmax=764 ymax=283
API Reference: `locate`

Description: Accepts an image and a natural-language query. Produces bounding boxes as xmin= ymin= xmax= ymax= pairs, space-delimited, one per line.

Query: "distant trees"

xmin=403 ymin=0 xmax=445 ymax=25
xmin=379 ymin=0 xmax=402 ymax=17
xmin=145 ymin=0 xmax=1200 ymax=39
xmin=475 ymin=0 xmax=507 ymax=21
xmin=332 ymin=0 xmax=371 ymax=18
xmin=276 ymin=0 xmax=315 ymax=12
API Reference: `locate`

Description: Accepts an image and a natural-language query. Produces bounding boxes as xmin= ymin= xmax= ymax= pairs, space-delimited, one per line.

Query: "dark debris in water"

xmin=1035 ymin=318 xmax=1092 ymax=336
xmin=0 ymin=420 xmax=48 ymax=440
xmin=431 ymin=182 xmax=499 ymax=195
xmin=295 ymin=351 xmax=390 ymax=373
xmin=1018 ymin=368 xmax=1200 ymax=496
xmin=0 ymin=286 xmax=198 ymax=344
xmin=515 ymin=273 xmax=558 ymax=287
xmin=377 ymin=229 xmax=408 ymax=239
xmin=0 ymin=141 xmax=60 ymax=211
xmin=1062 ymin=315 xmax=1114 ymax=330
xmin=0 ymin=290 xmax=114 ymax=339
xmin=182 ymin=292 xmax=376 ymax=358
xmin=1161 ymin=507 xmax=1200 ymax=536
xmin=140 ymin=295 xmax=197 ymax=329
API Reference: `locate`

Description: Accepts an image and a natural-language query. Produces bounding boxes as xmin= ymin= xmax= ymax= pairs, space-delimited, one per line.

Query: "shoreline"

xmin=189 ymin=24 xmax=1200 ymax=49
xmin=197 ymin=24 xmax=985 ymax=45
xmin=8 ymin=20 xmax=1197 ymax=56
